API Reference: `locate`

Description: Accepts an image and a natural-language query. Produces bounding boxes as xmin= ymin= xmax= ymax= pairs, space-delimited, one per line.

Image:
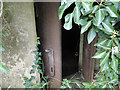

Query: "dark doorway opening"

xmin=62 ymin=4 xmax=80 ymax=77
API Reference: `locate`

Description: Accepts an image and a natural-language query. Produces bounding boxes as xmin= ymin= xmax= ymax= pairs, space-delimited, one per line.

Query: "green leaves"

xmin=82 ymin=2 xmax=93 ymax=12
xmin=81 ymin=21 xmax=91 ymax=34
xmin=23 ymin=39 xmax=48 ymax=88
xmin=106 ymin=5 xmax=118 ymax=18
xmin=92 ymin=5 xmax=99 ymax=13
xmin=94 ymin=39 xmax=108 ymax=47
xmin=58 ymin=2 xmax=74 ymax=20
xmin=79 ymin=19 xmax=87 ymax=26
xmin=82 ymin=82 xmax=91 ymax=88
xmin=92 ymin=51 xmax=106 ymax=59
xmin=102 ymin=22 xmax=114 ymax=34
xmin=100 ymin=52 xmax=110 ymax=72
xmin=111 ymin=54 xmax=118 ymax=72
xmin=64 ymin=13 xmax=73 ymax=30
xmin=87 ymin=27 xmax=96 ymax=44
xmin=100 ymin=52 xmax=110 ymax=66
xmin=94 ymin=39 xmax=111 ymax=50
xmin=0 ymin=61 xmax=10 ymax=73
xmin=0 ymin=44 xmax=5 ymax=51
xmin=73 ymin=6 xmax=81 ymax=24
xmin=114 ymin=38 xmax=119 ymax=46
xmin=94 ymin=9 xmax=105 ymax=26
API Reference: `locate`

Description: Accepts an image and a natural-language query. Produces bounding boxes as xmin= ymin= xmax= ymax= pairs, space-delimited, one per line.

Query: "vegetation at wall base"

xmin=59 ymin=0 xmax=120 ymax=88
xmin=0 ymin=30 xmax=10 ymax=73
xmin=23 ymin=37 xmax=49 ymax=88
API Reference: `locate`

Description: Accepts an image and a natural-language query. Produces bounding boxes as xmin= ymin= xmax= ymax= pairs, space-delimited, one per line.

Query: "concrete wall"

xmin=0 ymin=2 xmax=39 ymax=88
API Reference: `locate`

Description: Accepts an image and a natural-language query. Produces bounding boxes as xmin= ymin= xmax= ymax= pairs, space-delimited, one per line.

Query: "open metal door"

xmin=79 ymin=31 xmax=97 ymax=82
xmin=35 ymin=2 xmax=62 ymax=88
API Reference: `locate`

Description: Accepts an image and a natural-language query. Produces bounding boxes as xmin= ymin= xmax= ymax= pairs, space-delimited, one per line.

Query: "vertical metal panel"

xmin=35 ymin=2 xmax=62 ymax=88
xmin=82 ymin=31 xmax=97 ymax=82
xmin=79 ymin=34 xmax=84 ymax=70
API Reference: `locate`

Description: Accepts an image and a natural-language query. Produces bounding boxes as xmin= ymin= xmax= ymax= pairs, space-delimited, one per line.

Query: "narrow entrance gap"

xmin=62 ymin=23 xmax=80 ymax=78
xmin=62 ymin=3 xmax=80 ymax=78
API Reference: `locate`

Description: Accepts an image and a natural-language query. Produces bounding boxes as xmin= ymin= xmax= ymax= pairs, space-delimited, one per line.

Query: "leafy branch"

xmin=59 ymin=0 xmax=120 ymax=88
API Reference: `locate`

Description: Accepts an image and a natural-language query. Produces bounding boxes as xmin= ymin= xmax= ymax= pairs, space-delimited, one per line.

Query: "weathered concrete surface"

xmin=0 ymin=2 xmax=38 ymax=88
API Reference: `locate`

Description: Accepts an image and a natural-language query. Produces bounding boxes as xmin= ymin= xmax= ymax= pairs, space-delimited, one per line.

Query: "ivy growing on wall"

xmin=23 ymin=37 xmax=49 ymax=88
xmin=0 ymin=1 xmax=10 ymax=73
xmin=59 ymin=0 xmax=120 ymax=88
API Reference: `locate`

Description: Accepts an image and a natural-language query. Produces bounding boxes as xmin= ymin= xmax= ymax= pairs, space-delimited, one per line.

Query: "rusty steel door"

xmin=35 ymin=2 xmax=62 ymax=88
xmin=82 ymin=31 xmax=97 ymax=82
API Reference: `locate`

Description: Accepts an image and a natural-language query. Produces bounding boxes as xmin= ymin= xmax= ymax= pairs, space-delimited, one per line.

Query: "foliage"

xmin=61 ymin=79 xmax=84 ymax=88
xmin=59 ymin=0 xmax=120 ymax=88
xmin=0 ymin=29 xmax=10 ymax=73
xmin=0 ymin=1 xmax=10 ymax=73
xmin=23 ymin=37 xmax=49 ymax=88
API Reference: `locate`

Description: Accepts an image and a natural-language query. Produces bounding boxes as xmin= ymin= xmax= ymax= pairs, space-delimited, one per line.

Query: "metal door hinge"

xmin=45 ymin=48 xmax=55 ymax=77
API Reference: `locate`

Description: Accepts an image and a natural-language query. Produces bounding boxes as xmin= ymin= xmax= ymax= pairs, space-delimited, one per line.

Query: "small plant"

xmin=23 ymin=37 xmax=49 ymax=88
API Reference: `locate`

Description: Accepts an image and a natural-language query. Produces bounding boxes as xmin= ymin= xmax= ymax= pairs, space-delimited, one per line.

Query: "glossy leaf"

xmin=92 ymin=5 xmax=99 ymax=13
xmin=111 ymin=54 xmax=118 ymax=72
xmin=82 ymin=2 xmax=93 ymax=12
xmin=97 ymin=25 xmax=105 ymax=31
xmin=114 ymin=38 xmax=119 ymax=46
xmin=58 ymin=1 xmax=74 ymax=20
xmin=92 ymin=51 xmax=106 ymax=59
xmin=75 ymin=1 xmax=82 ymax=8
xmin=64 ymin=13 xmax=73 ymax=30
xmin=94 ymin=9 xmax=105 ymax=26
xmin=89 ymin=14 xmax=94 ymax=18
xmin=73 ymin=6 xmax=81 ymax=24
xmin=106 ymin=40 xmax=112 ymax=47
xmin=2 ymin=30 xmax=7 ymax=36
xmin=0 ymin=61 xmax=10 ymax=73
xmin=94 ymin=39 xmax=108 ymax=46
xmin=87 ymin=27 xmax=96 ymax=44
xmin=104 ymin=16 xmax=116 ymax=23
xmin=0 ymin=44 xmax=5 ymax=51
xmin=79 ymin=19 xmax=87 ymax=26
xmin=82 ymin=82 xmax=91 ymax=87
xmin=110 ymin=75 xmax=118 ymax=83
xmin=99 ymin=45 xmax=111 ymax=50
xmin=100 ymin=52 xmax=110 ymax=66
xmin=30 ymin=69 xmax=35 ymax=74
xmin=102 ymin=22 xmax=114 ymax=34
xmin=100 ymin=60 xmax=109 ymax=72
xmin=81 ymin=21 xmax=91 ymax=34
xmin=106 ymin=5 xmax=118 ymax=17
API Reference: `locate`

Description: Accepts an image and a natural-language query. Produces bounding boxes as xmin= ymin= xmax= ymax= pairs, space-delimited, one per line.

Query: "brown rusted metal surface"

xmin=82 ymin=31 xmax=97 ymax=82
xmin=34 ymin=2 xmax=62 ymax=88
